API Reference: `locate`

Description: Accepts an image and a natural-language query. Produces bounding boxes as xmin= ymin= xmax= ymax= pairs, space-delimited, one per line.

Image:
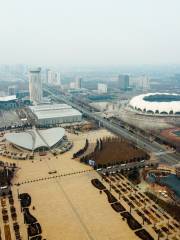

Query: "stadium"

xmin=5 ymin=127 xmax=66 ymax=152
xmin=129 ymin=93 xmax=180 ymax=116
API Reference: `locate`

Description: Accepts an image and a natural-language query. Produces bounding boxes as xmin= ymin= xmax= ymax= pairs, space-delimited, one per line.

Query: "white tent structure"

xmin=5 ymin=127 xmax=65 ymax=151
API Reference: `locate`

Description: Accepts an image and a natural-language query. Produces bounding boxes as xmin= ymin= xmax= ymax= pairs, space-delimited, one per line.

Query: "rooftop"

xmin=5 ymin=127 xmax=65 ymax=151
xmin=30 ymin=104 xmax=72 ymax=112
xmin=0 ymin=95 xmax=17 ymax=102
xmin=30 ymin=104 xmax=82 ymax=120
xmin=129 ymin=93 xmax=180 ymax=114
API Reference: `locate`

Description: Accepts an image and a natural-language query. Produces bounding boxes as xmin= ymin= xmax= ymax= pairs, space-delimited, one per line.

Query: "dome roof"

xmin=5 ymin=127 xmax=65 ymax=151
xmin=129 ymin=93 xmax=180 ymax=115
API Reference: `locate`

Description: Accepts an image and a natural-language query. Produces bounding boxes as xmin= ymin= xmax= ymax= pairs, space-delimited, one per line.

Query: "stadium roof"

xmin=5 ymin=127 xmax=65 ymax=151
xmin=129 ymin=93 xmax=180 ymax=115
xmin=0 ymin=95 xmax=17 ymax=102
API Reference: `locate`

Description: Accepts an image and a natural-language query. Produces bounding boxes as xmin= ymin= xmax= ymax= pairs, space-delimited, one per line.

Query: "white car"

xmin=96 ymin=168 xmax=102 ymax=171
xmin=120 ymin=164 xmax=126 ymax=167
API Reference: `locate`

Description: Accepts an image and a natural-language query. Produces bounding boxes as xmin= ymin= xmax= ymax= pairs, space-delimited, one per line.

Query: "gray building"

xmin=0 ymin=96 xmax=18 ymax=109
xmin=8 ymin=85 xmax=16 ymax=96
xmin=118 ymin=75 xmax=129 ymax=90
xmin=29 ymin=104 xmax=82 ymax=126
xmin=29 ymin=68 xmax=42 ymax=104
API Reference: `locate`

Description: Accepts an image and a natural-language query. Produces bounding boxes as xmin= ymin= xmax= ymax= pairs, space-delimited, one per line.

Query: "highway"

xmin=44 ymin=86 xmax=180 ymax=166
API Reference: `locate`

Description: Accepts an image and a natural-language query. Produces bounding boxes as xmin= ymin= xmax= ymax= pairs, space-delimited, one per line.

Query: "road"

xmin=97 ymin=160 xmax=158 ymax=175
xmin=44 ymin=86 xmax=180 ymax=166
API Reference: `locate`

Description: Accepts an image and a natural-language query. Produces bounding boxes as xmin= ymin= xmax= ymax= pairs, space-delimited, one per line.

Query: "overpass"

xmin=44 ymin=85 xmax=180 ymax=166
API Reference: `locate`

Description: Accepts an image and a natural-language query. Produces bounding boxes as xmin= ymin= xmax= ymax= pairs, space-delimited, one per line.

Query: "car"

xmin=96 ymin=168 xmax=102 ymax=171
xmin=120 ymin=164 xmax=126 ymax=167
xmin=107 ymin=166 xmax=112 ymax=169
xmin=48 ymin=170 xmax=57 ymax=174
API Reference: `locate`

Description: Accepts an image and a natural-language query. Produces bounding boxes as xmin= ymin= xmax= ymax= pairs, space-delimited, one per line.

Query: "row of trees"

xmin=80 ymin=137 xmax=149 ymax=169
xmin=94 ymin=139 xmax=103 ymax=152
xmin=73 ymin=139 xmax=89 ymax=159
xmin=0 ymin=167 xmax=14 ymax=186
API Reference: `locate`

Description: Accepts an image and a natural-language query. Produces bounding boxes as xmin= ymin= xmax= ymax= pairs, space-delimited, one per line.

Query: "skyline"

xmin=0 ymin=0 xmax=180 ymax=65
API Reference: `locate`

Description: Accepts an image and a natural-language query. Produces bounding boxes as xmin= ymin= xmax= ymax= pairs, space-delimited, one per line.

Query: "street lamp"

xmin=166 ymin=220 xmax=169 ymax=240
xmin=157 ymin=229 xmax=161 ymax=240
xmin=119 ymin=191 xmax=121 ymax=200
xmin=130 ymin=204 xmax=132 ymax=214
xmin=143 ymin=201 xmax=146 ymax=226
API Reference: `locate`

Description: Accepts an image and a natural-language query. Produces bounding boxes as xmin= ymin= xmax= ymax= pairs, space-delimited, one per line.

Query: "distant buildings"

xmin=0 ymin=64 xmax=27 ymax=82
xmin=8 ymin=85 xmax=16 ymax=96
xmin=98 ymin=83 xmax=108 ymax=93
xmin=70 ymin=82 xmax=76 ymax=89
xmin=69 ymin=77 xmax=83 ymax=89
xmin=29 ymin=68 xmax=42 ymax=104
xmin=47 ymin=70 xmax=61 ymax=86
xmin=44 ymin=69 xmax=49 ymax=84
xmin=75 ymin=77 xmax=82 ymax=89
xmin=130 ymin=76 xmax=150 ymax=91
xmin=118 ymin=75 xmax=129 ymax=90
xmin=16 ymin=90 xmax=29 ymax=99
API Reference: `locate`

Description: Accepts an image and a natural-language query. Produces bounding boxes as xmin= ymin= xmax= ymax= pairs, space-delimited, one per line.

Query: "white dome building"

xmin=129 ymin=93 xmax=180 ymax=116
xmin=5 ymin=127 xmax=65 ymax=151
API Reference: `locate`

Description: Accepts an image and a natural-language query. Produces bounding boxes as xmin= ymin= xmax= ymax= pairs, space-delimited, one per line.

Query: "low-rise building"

xmin=0 ymin=95 xmax=18 ymax=109
xmin=29 ymin=104 xmax=82 ymax=126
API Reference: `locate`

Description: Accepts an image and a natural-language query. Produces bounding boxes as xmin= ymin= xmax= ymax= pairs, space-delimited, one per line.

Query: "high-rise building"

xmin=118 ymin=75 xmax=129 ymax=90
xmin=130 ymin=76 xmax=150 ymax=91
xmin=8 ymin=85 xmax=16 ymax=96
xmin=141 ymin=76 xmax=150 ymax=91
xmin=43 ymin=69 xmax=49 ymax=84
xmin=29 ymin=68 xmax=42 ymax=104
xmin=69 ymin=82 xmax=76 ymax=89
xmin=75 ymin=77 xmax=82 ymax=89
xmin=98 ymin=83 xmax=108 ymax=93
xmin=47 ymin=70 xmax=61 ymax=86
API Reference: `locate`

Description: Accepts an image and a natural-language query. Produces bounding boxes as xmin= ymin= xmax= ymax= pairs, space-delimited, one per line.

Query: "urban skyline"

xmin=0 ymin=1 xmax=180 ymax=240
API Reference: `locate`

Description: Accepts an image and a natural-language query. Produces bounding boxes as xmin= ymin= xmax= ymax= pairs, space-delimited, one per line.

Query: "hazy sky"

xmin=0 ymin=0 xmax=180 ymax=65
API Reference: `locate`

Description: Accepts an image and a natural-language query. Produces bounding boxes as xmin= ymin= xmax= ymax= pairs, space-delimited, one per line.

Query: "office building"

xmin=130 ymin=76 xmax=150 ymax=91
xmin=98 ymin=83 xmax=108 ymax=93
xmin=69 ymin=82 xmax=76 ymax=89
xmin=75 ymin=77 xmax=82 ymax=89
xmin=29 ymin=68 xmax=42 ymax=104
xmin=47 ymin=70 xmax=61 ymax=86
xmin=8 ymin=86 xmax=16 ymax=96
xmin=118 ymin=75 xmax=129 ymax=90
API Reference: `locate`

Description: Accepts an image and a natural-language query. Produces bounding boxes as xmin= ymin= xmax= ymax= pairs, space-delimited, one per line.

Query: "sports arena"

xmin=129 ymin=93 xmax=180 ymax=116
xmin=5 ymin=127 xmax=66 ymax=152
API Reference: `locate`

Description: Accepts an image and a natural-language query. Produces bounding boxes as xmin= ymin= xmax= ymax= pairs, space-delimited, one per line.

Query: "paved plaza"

xmin=0 ymin=129 xmax=179 ymax=240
